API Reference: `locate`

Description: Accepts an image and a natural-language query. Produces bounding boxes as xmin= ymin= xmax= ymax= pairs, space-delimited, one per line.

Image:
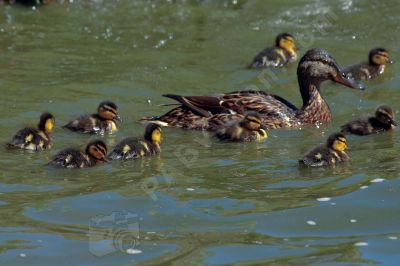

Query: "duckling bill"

xmin=63 ymin=101 xmax=122 ymax=134
xmin=108 ymin=123 xmax=162 ymax=160
xmin=299 ymin=133 xmax=349 ymax=167
xmin=343 ymin=48 xmax=394 ymax=81
xmin=215 ymin=112 xmax=268 ymax=142
xmin=249 ymin=33 xmax=298 ymax=68
xmin=8 ymin=112 xmax=55 ymax=151
xmin=49 ymin=139 xmax=108 ymax=168
xmin=341 ymin=105 xmax=397 ymax=135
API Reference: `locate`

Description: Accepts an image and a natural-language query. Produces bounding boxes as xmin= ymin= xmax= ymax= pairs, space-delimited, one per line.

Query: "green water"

xmin=0 ymin=1 xmax=400 ymax=265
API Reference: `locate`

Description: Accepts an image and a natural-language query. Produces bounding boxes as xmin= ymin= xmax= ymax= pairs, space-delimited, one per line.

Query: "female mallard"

xmin=8 ymin=112 xmax=55 ymax=151
xmin=341 ymin=105 xmax=397 ymax=135
xmin=248 ymin=33 xmax=298 ymax=68
xmin=299 ymin=132 xmax=349 ymax=167
xmin=143 ymin=48 xmax=364 ymax=130
xmin=343 ymin=48 xmax=394 ymax=81
xmin=63 ymin=101 xmax=122 ymax=134
xmin=215 ymin=112 xmax=268 ymax=142
xmin=49 ymin=139 xmax=108 ymax=168
xmin=108 ymin=123 xmax=162 ymax=160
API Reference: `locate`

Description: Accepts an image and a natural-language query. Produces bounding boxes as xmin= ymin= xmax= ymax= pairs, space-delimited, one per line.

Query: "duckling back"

xmin=63 ymin=114 xmax=115 ymax=134
xmin=49 ymin=148 xmax=89 ymax=168
xmin=215 ymin=122 xmax=267 ymax=142
xmin=8 ymin=127 xmax=51 ymax=151
xmin=108 ymin=138 xmax=160 ymax=160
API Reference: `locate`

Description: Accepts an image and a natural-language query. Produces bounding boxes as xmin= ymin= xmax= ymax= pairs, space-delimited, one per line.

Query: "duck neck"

xmin=296 ymin=78 xmax=332 ymax=124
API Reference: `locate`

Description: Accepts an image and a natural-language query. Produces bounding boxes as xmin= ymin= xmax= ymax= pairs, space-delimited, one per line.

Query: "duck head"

xmin=97 ymin=101 xmax=122 ymax=123
xmin=86 ymin=139 xmax=109 ymax=163
xmin=369 ymin=48 xmax=394 ymax=66
xmin=298 ymin=48 xmax=365 ymax=90
xmin=276 ymin=33 xmax=298 ymax=55
xmin=376 ymin=105 xmax=397 ymax=127
xmin=38 ymin=112 xmax=55 ymax=135
xmin=240 ymin=112 xmax=268 ymax=131
xmin=327 ymin=132 xmax=348 ymax=152
xmin=144 ymin=123 xmax=162 ymax=145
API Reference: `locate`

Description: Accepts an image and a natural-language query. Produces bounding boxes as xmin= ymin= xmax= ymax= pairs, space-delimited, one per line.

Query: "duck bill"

xmin=333 ymin=72 xmax=365 ymax=90
xmin=114 ymin=115 xmax=123 ymax=123
xmin=390 ymin=119 xmax=398 ymax=127
xmin=102 ymin=156 xmax=110 ymax=163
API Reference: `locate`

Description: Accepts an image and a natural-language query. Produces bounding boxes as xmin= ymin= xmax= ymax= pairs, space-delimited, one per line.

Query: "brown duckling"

xmin=63 ymin=101 xmax=122 ymax=134
xmin=299 ymin=133 xmax=349 ymax=167
xmin=8 ymin=112 xmax=55 ymax=151
xmin=108 ymin=123 xmax=162 ymax=160
xmin=341 ymin=105 xmax=397 ymax=135
xmin=343 ymin=48 xmax=394 ymax=81
xmin=248 ymin=33 xmax=298 ymax=68
xmin=49 ymin=139 xmax=108 ymax=168
xmin=215 ymin=112 xmax=268 ymax=142
xmin=143 ymin=48 xmax=364 ymax=130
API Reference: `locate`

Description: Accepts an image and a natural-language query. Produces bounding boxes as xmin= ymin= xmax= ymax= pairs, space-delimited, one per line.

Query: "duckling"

xmin=215 ymin=112 xmax=268 ymax=142
xmin=299 ymin=133 xmax=349 ymax=167
xmin=108 ymin=123 xmax=162 ymax=160
xmin=343 ymin=48 xmax=394 ymax=81
xmin=248 ymin=33 xmax=298 ymax=68
xmin=8 ymin=112 xmax=55 ymax=151
xmin=143 ymin=48 xmax=364 ymax=130
xmin=63 ymin=101 xmax=122 ymax=134
xmin=49 ymin=139 xmax=108 ymax=168
xmin=341 ymin=105 xmax=397 ymax=135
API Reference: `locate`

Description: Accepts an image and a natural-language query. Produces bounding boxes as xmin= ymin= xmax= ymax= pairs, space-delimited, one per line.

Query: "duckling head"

xmin=98 ymin=101 xmax=122 ymax=123
xmin=369 ymin=48 xmax=394 ymax=66
xmin=327 ymin=132 xmax=347 ymax=152
xmin=86 ymin=139 xmax=109 ymax=162
xmin=298 ymin=48 xmax=365 ymax=90
xmin=275 ymin=33 xmax=298 ymax=55
xmin=240 ymin=112 xmax=267 ymax=131
xmin=376 ymin=105 xmax=397 ymax=127
xmin=144 ymin=123 xmax=162 ymax=145
xmin=38 ymin=112 xmax=55 ymax=134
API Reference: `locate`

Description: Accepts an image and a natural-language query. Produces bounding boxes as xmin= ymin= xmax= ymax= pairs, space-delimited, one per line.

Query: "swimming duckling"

xmin=248 ymin=33 xmax=298 ymax=68
xmin=108 ymin=123 xmax=162 ymax=160
xmin=49 ymin=139 xmax=108 ymax=168
xmin=215 ymin=112 xmax=268 ymax=142
xmin=8 ymin=112 xmax=55 ymax=151
xmin=299 ymin=133 xmax=349 ymax=167
xmin=341 ymin=105 xmax=397 ymax=135
xmin=63 ymin=101 xmax=122 ymax=134
xmin=343 ymin=48 xmax=394 ymax=81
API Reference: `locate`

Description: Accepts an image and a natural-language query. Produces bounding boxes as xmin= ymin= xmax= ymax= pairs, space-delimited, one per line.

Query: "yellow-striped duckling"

xmin=341 ymin=105 xmax=397 ymax=135
xmin=8 ymin=112 xmax=55 ymax=151
xmin=248 ymin=33 xmax=298 ymax=68
xmin=299 ymin=133 xmax=349 ymax=167
xmin=63 ymin=101 xmax=122 ymax=134
xmin=343 ymin=48 xmax=394 ymax=81
xmin=215 ymin=112 xmax=268 ymax=142
xmin=49 ymin=139 xmax=108 ymax=168
xmin=108 ymin=123 xmax=162 ymax=160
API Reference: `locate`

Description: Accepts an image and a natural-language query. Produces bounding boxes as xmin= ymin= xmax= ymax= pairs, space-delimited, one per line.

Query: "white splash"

xmin=317 ymin=197 xmax=331 ymax=202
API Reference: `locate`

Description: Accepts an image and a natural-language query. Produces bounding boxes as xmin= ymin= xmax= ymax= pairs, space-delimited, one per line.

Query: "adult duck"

xmin=143 ymin=48 xmax=365 ymax=130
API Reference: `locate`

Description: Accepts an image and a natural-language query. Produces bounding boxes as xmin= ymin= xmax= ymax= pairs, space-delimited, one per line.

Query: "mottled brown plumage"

xmin=249 ymin=33 xmax=298 ymax=68
xmin=299 ymin=133 xmax=349 ymax=167
xmin=142 ymin=49 xmax=364 ymax=130
xmin=341 ymin=105 xmax=397 ymax=135
xmin=343 ymin=48 xmax=394 ymax=81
